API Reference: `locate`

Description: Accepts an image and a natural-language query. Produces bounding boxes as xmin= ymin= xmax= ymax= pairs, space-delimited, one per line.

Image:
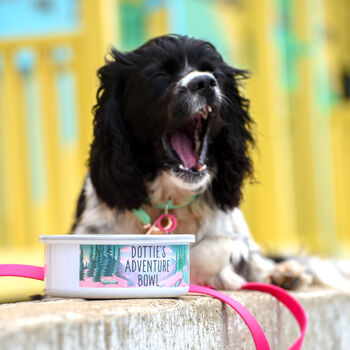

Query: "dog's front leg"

xmin=190 ymin=236 xmax=247 ymax=290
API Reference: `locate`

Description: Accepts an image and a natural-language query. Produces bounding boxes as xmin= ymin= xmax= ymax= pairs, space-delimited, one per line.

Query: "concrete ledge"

xmin=0 ymin=288 xmax=349 ymax=350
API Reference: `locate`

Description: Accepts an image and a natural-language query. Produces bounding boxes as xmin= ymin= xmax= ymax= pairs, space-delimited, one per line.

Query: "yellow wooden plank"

xmin=72 ymin=48 xmax=94 ymax=170
xmin=57 ymin=150 xmax=84 ymax=234
xmin=34 ymin=47 xmax=61 ymax=241
xmin=326 ymin=0 xmax=350 ymax=256
xmin=146 ymin=7 xmax=168 ymax=39
xmin=76 ymin=0 xmax=117 ymax=160
xmin=1 ymin=51 xmax=32 ymax=247
xmin=0 ymin=0 xmax=117 ymax=248
xmin=330 ymin=104 xmax=350 ymax=256
xmin=0 ymin=54 xmax=7 ymax=245
xmin=24 ymin=52 xmax=53 ymax=244
xmin=61 ymin=0 xmax=118 ymax=233
xmin=296 ymin=0 xmax=338 ymax=255
xmin=284 ymin=0 xmax=321 ymax=254
xmin=214 ymin=2 xmax=247 ymax=65
xmin=240 ymin=0 xmax=299 ymax=254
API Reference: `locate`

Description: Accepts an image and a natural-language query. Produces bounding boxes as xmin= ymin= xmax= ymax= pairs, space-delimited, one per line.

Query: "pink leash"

xmin=189 ymin=283 xmax=307 ymax=350
xmin=0 ymin=264 xmax=307 ymax=349
xmin=0 ymin=264 xmax=45 ymax=280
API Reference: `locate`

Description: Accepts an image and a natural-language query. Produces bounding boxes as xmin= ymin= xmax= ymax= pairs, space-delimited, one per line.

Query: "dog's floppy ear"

xmin=211 ymin=66 xmax=254 ymax=211
xmin=89 ymin=49 xmax=150 ymax=210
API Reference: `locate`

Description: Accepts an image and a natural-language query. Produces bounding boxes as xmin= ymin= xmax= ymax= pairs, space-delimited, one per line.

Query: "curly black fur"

xmin=211 ymin=67 xmax=254 ymax=210
xmin=87 ymin=34 xmax=254 ymax=213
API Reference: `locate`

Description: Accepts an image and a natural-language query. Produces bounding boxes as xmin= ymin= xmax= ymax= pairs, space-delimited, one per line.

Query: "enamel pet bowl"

xmin=40 ymin=234 xmax=195 ymax=298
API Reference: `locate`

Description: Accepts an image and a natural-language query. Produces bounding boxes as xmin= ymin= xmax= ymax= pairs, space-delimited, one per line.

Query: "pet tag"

xmin=145 ymin=214 xmax=177 ymax=234
xmin=156 ymin=213 xmax=177 ymax=233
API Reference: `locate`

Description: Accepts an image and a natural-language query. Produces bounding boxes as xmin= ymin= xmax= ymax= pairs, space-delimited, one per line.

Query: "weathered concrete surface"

xmin=0 ymin=288 xmax=349 ymax=350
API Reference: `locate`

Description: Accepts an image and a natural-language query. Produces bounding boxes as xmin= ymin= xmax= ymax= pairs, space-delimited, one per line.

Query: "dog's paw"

xmin=264 ymin=260 xmax=312 ymax=290
xmin=208 ymin=265 xmax=246 ymax=290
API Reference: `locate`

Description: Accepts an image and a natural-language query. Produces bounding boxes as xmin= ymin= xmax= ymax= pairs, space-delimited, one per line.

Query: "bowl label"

xmin=79 ymin=244 xmax=189 ymax=288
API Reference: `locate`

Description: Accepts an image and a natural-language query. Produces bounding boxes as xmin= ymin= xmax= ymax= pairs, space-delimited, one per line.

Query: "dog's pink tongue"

xmin=170 ymin=131 xmax=196 ymax=168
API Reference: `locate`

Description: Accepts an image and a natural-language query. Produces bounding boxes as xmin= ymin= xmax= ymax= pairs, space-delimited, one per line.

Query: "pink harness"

xmin=0 ymin=264 xmax=307 ymax=349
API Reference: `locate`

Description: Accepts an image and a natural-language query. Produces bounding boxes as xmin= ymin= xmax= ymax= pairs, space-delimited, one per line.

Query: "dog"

xmin=71 ymin=34 xmax=349 ymax=291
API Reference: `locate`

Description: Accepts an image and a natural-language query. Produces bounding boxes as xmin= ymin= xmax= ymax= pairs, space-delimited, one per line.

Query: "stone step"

xmin=0 ymin=287 xmax=349 ymax=350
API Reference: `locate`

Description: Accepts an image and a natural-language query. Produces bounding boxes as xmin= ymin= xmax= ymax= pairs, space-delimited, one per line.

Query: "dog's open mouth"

xmin=163 ymin=105 xmax=212 ymax=175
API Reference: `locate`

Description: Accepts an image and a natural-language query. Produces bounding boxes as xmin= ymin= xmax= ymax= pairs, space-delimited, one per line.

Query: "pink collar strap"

xmin=0 ymin=264 xmax=307 ymax=349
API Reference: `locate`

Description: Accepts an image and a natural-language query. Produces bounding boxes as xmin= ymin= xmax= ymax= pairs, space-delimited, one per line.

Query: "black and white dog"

xmin=71 ymin=34 xmax=350 ymax=291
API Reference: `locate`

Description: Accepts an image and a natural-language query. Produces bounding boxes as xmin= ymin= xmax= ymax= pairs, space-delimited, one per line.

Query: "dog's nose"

xmin=187 ymin=75 xmax=217 ymax=96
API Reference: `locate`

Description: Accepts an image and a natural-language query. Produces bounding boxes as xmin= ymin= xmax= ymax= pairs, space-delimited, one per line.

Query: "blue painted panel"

xmin=0 ymin=0 xmax=80 ymax=38
xmin=56 ymin=71 xmax=78 ymax=146
xmin=120 ymin=2 xmax=146 ymax=51
xmin=146 ymin=0 xmax=163 ymax=10
xmin=24 ymin=74 xmax=48 ymax=201
xmin=14 ymin=49 xmax=36 ymax=73
xmin=184 ymin=0 xmax=233 ymax=63
xmin=15 ymin=49 xmax=47 ymax=201
xmin=166 ymin=0 xmax=186 ymax=35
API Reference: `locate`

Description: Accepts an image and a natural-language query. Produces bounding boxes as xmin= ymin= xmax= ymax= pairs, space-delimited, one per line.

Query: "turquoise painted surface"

xmin=57 ymin=71 xmax=78 ymax=146
xmin=184 ymin=0 xmax=234 ymax=64
xmin=119 ymin=0 xmax=233 ymax=64
xmin=145 ymin=0 xmax=163 ymax=10
xmin=0 ymin=0 xmax=80 ymax=38
xmin=166 ymin=0 xmax=186 ymax=35
xmin=119 ymin=2 xmax=146 ymax=51
xmin=15 ymin=50 xmax=47 ymax=202
xmin=274 ymin=0 xmax=302 ymax=92
xmin=24 ymin=75 xmax=47 ymax=202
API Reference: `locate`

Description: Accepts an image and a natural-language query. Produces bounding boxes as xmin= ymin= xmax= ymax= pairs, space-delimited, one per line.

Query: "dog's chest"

xmin=116 ymin=205 xmax=204 ymax=234
xmin=147 ymin=206 xmax=203 ymax=234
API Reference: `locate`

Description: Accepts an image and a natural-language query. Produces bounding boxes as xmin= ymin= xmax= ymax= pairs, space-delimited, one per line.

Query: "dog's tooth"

xmin=194 ymin=128 xmax=200 ymax=152
xmin=195 ymin=141 xmax=200 ymax=153
xmin=179 ymin=164 xmax=190 ymax=171
xmin=198 ymin=164 xmax=207 ymax=172
xmin=207 ymin=106 xmax=212 ymax=113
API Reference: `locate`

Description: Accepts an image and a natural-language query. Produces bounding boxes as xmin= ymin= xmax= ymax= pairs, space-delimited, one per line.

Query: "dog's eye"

xmin=154 ymin=72 xmax=169 ymax=79
xmin=213 ymin=71 xmax=225 ymax=79
xmin=162 ymin=59 xmax=178 ymax=75
xmin=199 ymin=62 xmax=214 ymax=72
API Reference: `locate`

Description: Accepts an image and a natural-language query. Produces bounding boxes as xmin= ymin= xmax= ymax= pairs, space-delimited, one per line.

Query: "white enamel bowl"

xmin=40 ymin=234 xmax=195 ymax=298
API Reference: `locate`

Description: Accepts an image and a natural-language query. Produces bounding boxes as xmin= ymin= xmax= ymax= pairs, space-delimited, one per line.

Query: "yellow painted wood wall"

xmin=0 ymin=0 xmax=349 ymax=264
xmin=0 ymin=1 xmax=116 ymax=247
xmin=143 ymin=0 xmax=350 ymax=257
